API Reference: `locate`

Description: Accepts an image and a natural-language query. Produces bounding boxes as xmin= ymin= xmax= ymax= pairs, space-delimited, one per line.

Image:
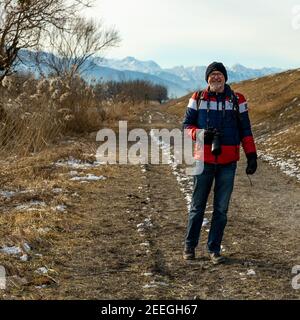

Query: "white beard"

xmin=209 ymin=82 xmax=224 ymax=92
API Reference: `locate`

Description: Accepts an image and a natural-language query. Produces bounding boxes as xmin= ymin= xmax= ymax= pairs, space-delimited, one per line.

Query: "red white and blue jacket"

xmin=183 ymin=85 xmax=257 ymax=164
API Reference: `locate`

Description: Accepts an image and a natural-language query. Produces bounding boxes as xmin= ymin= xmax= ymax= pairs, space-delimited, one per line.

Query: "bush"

xmin=0 ymin=73 xmax=105 ymax=155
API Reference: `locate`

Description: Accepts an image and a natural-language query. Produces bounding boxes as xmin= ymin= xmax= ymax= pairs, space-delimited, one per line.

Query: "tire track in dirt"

xmin=136 ymin=162 xmax=187 ymax=299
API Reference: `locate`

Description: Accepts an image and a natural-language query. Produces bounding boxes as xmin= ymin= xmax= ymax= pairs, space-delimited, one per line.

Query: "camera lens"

xmin=211 ymin=133 xmax=221 ymax=156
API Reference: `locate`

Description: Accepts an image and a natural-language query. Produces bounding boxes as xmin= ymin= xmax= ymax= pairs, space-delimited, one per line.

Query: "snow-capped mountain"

xmin=15 ymin=51 xmax=283 ymax=98
xmin=94 ymin=56 xmax=282 ymax=96
xmin=94 ymin=56 xmax=162 ymax=74
xmin=227 ymin=63 xmax=281 ymax=82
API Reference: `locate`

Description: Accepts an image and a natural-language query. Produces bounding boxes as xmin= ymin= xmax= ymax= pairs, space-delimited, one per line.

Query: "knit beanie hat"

xmin=205 ymin=62 xmax=228 ymax=82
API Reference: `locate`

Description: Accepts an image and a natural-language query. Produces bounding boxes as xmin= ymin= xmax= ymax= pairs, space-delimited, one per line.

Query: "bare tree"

xmin=0 ymin=0 xmax=92 ymax=81
xmin=35 ymin=17 xmax=120 ymax=79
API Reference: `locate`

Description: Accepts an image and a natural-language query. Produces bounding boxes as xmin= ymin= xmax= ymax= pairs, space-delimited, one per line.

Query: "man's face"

xmin=208 ymin=71 xmax=225 ymax=92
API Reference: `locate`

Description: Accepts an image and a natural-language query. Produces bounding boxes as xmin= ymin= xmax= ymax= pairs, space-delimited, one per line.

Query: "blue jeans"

xmin=185 ymin=162 xmax=237 ymax=254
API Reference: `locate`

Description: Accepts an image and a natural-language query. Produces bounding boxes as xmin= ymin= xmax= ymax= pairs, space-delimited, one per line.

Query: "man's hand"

xmin=246 ymin=153 xmax=257 ymax=175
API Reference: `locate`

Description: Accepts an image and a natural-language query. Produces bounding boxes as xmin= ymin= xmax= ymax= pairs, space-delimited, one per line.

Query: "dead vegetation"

xmin=0 ymin=137 xmax=108 ymax=298
xmin=0 ymin=74 xmax=100 ymax=155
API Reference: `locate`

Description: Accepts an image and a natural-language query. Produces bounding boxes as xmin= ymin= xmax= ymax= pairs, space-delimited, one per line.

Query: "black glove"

xmin=246 ymin=153 xmax=257 ymax=175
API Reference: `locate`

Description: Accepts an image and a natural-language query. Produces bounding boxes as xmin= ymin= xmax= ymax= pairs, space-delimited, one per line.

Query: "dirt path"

xmin=1 ymin=103 xmax=300 ymax=299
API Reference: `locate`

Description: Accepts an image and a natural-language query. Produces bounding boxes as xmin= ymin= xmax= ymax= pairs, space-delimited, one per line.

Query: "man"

xmin=182 ymin=61 xmax=257 ymax=264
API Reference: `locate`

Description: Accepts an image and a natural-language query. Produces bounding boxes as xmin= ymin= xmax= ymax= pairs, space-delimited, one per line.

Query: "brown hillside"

xmin=233 ymin=69 xmax=300 ymax=149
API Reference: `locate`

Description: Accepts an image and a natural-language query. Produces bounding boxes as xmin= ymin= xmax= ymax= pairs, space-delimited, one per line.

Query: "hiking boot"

xmin=209 ymin=252 xmax=225 ymax=265
xmin=183 ymin=246 xmax=195 ymax=260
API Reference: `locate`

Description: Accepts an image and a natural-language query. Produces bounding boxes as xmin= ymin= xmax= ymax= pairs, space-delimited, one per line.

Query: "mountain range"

xmin=17 ymin=51 xmax=283 ymax=98
xmin=91 ymin=56 xmax=282 ymax=97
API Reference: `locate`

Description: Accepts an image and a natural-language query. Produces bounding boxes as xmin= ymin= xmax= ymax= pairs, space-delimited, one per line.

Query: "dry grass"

xmin=0 ymin=75 xmax=105 ymax=156
xmin=0 ymin=74 xmax=154 ymax=157
xmin=101 ymin=100 xmax=157 ymax=125
xmin=0 ymin=136 xmax=115 ymax=298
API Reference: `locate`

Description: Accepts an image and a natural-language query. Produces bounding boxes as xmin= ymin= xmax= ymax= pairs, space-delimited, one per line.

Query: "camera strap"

xmin=195 ymin=90 xmax=211 ymax=130
xmin=230 ymin=90 xmax=243 ymax=135
xmin=195 ymin=90 xmax=203 ymax=110
xmin=195 ymin=87 xmax=241 ymax=131
xmin=206 ymin=97 xmax=211 ymax=130
xmin=221 ymin=99 xmax=226 ymax=117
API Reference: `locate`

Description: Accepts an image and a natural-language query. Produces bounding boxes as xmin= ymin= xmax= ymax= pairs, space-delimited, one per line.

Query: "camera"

xmin=205 ymin=128 xmax=222 ymax=156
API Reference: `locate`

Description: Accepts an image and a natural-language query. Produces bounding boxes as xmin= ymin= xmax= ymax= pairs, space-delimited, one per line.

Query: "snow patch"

xmin=247 ymin=269 xmax=256 ymax=276
xmin=55 ymin=157 xmax=101 ymax=169
xmin=35 ymin=267 xmax=48 ymax=274
xmin=70 ymin=174 xmax=106 ymax=181
xmin=15 ymin=201 xmax=46 ymax=211
xmin=0 ymin=246 xmax=22 ymax=255
xmin=143 ymin=281 xmax=169 ymax=288
xmin=37 ymin=227 xmax=51 ymax=234
xmin=54 ymin=205 xmax=67 ymax=212
xmin=140 ymin=242 xmax=150 ymax=247
xmin=137 ymin=217 xmax=153 ymax=230
xmin=258 ymin=151 xmax=300 ymax=181
xmin=20 ymin=254 xmax=29 ymax=262
xmin=22 ymin=242 xmax=31 ymax=253
xmin=143 ymin=272 xmax=153 ymax=277
xmin=0 ymin=190 xmax=17 ymax=198
xmin=202 ymin=218 xmax=209 ymax=226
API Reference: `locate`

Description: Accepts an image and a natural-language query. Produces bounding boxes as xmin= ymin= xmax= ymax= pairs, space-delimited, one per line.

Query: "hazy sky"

xmin=85 ymin=0 xmax=300 ymax=69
